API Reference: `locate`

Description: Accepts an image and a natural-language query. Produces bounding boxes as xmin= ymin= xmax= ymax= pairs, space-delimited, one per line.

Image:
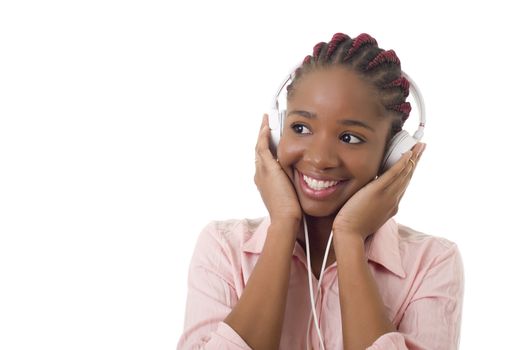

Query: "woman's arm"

xmin=177 ymin=218 xmax=299 ymax=350
xmin=223 ymin=218 xmax=299 ymax=349
xmin=333 ymin=233 xmax=396 ymax=350
xmin=178 ymin=115 xmax=303 ymax=349
xmin=331 ymin=142 xmax=463 ymax=349
xmin=331 ymin=144 xmax=425 ymax=349
xmin=333 ymin=235 xmax=464 ymax=350
xmin=225 ymin=114 xmax=303 ymax=348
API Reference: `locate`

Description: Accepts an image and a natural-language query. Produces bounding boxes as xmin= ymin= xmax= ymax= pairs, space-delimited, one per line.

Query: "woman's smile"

xmin=295 ymin=169 xmax=349 ymax=200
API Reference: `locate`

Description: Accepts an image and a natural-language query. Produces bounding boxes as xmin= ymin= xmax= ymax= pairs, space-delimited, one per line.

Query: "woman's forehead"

xmin=287 ymin=66 xmax=385 ymax=122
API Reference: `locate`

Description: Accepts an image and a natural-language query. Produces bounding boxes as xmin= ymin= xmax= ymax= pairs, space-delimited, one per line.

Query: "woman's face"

xmin=277 ymin=65 xmax=392 ymax=218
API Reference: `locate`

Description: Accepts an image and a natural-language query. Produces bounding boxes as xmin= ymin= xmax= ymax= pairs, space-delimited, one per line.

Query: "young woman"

xmin=177 ymin=33 xmax=464 ymax=350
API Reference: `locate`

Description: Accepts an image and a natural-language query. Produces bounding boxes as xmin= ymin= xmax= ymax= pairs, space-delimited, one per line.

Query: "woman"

xmin=177 ymin=32 xmax=464 ymax=350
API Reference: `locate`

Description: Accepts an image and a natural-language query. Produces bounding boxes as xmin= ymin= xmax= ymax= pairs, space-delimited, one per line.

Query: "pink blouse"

xmin=177 ymin=217 xmax=464 ymax=349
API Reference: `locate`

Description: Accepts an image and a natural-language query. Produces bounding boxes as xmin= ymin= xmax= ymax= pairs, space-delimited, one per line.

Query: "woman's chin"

xmin=300 ymin=202 xmax=339 ymax=219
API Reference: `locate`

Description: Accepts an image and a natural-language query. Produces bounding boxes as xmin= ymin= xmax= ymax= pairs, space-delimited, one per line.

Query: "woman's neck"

xmin=297 ymin=214 xmax=336 ymax=262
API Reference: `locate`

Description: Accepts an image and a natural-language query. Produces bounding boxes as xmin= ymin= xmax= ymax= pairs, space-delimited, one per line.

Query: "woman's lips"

xmin=296 ymin=170 xmax=347 ymax=200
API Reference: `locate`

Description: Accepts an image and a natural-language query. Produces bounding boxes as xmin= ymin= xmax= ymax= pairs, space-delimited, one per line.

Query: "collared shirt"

xmin=177 ymin=217 xmax=464 ymax=349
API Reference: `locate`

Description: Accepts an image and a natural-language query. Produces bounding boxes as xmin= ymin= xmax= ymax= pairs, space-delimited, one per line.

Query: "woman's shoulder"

xmin=195 ymin=216 xmax=270 ymax=253
xmin=394 ymin=221 xmax=462 ymax=270
xmin=396 ymin=223 xmax=458 ymax=250
xmin=396 ymin=223 xmax=457 ymax=251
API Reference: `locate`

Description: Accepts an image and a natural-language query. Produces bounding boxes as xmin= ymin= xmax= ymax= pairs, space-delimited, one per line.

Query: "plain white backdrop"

xmin=1 ymin=0 xmax=524 ymax=349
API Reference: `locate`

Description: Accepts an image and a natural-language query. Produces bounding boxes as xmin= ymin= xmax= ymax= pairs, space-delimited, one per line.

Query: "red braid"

xmin=326 ymin=33 xmax=350 ymax=59
xmin=367 ymin=50 xmax=400 ymax=70
xmin=388 ymin=102 xmax=412 ymax=121
xmin=384 ymin=77 xmax=410 ymax=97
xmin=344 ymin=33 xmax=377 ymax=61
xmin=312 ymin=42 xmax=325 ymax=60
xmin=303 ymin=55 xmax=312 ymax=65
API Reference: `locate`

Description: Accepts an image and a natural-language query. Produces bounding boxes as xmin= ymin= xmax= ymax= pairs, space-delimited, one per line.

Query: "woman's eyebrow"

xmin=287 ymin=109 xmax=375 ymax=131
xmin=338 ymin=118 xmax=375 ymax=131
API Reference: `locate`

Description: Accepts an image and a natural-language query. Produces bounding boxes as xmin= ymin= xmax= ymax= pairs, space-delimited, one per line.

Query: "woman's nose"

xmin=303 ymin=134 xmax=340 ymax=170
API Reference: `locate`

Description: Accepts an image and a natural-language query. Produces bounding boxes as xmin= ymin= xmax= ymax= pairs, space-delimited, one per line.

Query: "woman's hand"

xmin=332 ymin=143 xmax=426 ymax=241
xmin=254 ymin=114 xmax=302 ymax=223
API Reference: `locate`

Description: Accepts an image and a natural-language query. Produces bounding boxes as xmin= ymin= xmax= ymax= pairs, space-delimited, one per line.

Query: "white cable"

xmin=304 ymin=217 xmax=334 ymax=350
xmin=304 ymin=219 xmax=323 ymax=350
xmin=305 ymin=235 xmax=333 ymax=350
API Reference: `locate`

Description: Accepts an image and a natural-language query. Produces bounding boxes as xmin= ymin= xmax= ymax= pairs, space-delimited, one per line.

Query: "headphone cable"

xmin=304 ymin=217 xmax=333 ymax=350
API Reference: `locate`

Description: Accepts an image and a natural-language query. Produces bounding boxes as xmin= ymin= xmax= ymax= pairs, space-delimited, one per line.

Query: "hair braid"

xmin=343 ymin=33 xmax=377 ymax=62
xmin=287 ymin=32 xmax=412 ymax=137
xmin=326 ymin=33 xmax=350 ymax=60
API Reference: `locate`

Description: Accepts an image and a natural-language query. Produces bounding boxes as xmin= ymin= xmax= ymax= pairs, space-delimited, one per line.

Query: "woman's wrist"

xmin=333 ymin=229 xmax=367 ymax=259
xmin=264 ymin=217 xmax=301 ymax=248
xmin=269 ymin=216 xmax=301 ymax=231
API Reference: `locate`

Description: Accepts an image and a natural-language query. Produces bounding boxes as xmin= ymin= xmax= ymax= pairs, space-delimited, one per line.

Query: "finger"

xmin=255 ymin=114 xmax=270 ymax=153
xmin=415 ymin=143 xmax=426 ymax=162
xmin=391 ymin=151 xmax=415 ymax=190
xmin=401 ymin=143 xmax=425 ymax=176
xmin=382 ymin=144 xmax=421 ymax=195
xmin=376 ymin=150 xmax=413 ymax=189
xmin=255 ymin=114 xmax=278 ymax=165
xmin=391 ymin=143 xmax=426 ymax=196
xmin=259 ymin=113 xmax=268 ymax=132
xmin=396 ymin=156 xmax=417 ymax=192
xmin=255 ymin=115 xmax=268 ymax=165
xmin=405 ymin=143 xmax=426 ymax=178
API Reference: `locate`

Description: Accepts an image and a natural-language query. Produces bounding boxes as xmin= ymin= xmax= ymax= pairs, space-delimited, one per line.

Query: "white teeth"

xmin=303 ymin=175 xmax=339 ymax=190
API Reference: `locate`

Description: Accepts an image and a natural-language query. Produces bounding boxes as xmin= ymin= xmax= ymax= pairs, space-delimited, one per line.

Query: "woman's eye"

xmin=291 ymin=124 xmax=311 ymax=134
xmin=340 ymin=133 xmax=363 ymax=144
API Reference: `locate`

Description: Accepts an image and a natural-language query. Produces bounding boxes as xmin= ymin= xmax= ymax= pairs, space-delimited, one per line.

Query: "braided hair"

xmin=287 ymin=33 xmax=411 ymax=138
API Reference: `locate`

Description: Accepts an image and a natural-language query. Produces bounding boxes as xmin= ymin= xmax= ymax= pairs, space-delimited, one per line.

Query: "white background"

xmin=1 ymin=0 xmax=524 ymax=349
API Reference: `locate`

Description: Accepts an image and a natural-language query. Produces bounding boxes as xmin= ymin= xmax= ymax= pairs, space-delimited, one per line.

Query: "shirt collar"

xmin=242 ymin=217 xmax=406 ymax=279
xmin=364 ymin=218 xmax=406 ymax=278
xmin=242 ymin=217 xmax=270 ymax=254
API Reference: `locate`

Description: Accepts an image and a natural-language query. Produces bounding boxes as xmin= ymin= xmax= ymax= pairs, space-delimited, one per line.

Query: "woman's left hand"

xmin=332 ymin=143 xmax=426 ymax=241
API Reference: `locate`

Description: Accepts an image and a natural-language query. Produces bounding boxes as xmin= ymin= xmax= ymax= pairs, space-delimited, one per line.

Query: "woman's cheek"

xmin=344 ymin=151 xmax=381 ymax=179
xmin=277 ymin=137 xmax=303 ymax=179
xmin=277 ymin=135 xmax=303 ymax=164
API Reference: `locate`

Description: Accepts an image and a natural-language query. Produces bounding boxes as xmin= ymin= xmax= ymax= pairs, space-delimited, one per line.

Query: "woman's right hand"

xmin=254 ymin=114 xmax=302 ymax=223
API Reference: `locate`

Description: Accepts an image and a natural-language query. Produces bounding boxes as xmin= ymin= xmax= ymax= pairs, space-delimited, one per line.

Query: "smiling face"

xmin=277 ymin=65 xmax=393 ymax=218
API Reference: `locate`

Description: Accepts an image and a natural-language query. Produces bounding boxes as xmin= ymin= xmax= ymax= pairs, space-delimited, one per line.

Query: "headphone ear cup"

xmin=381 ymin=131 xmax=418 ymax=173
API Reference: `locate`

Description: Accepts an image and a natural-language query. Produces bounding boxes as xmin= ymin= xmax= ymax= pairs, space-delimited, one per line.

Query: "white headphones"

xmin=268 ymin=65 xmax=426 ymax=172
xmin=268 ymin=65 xmax=426 ymax=349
